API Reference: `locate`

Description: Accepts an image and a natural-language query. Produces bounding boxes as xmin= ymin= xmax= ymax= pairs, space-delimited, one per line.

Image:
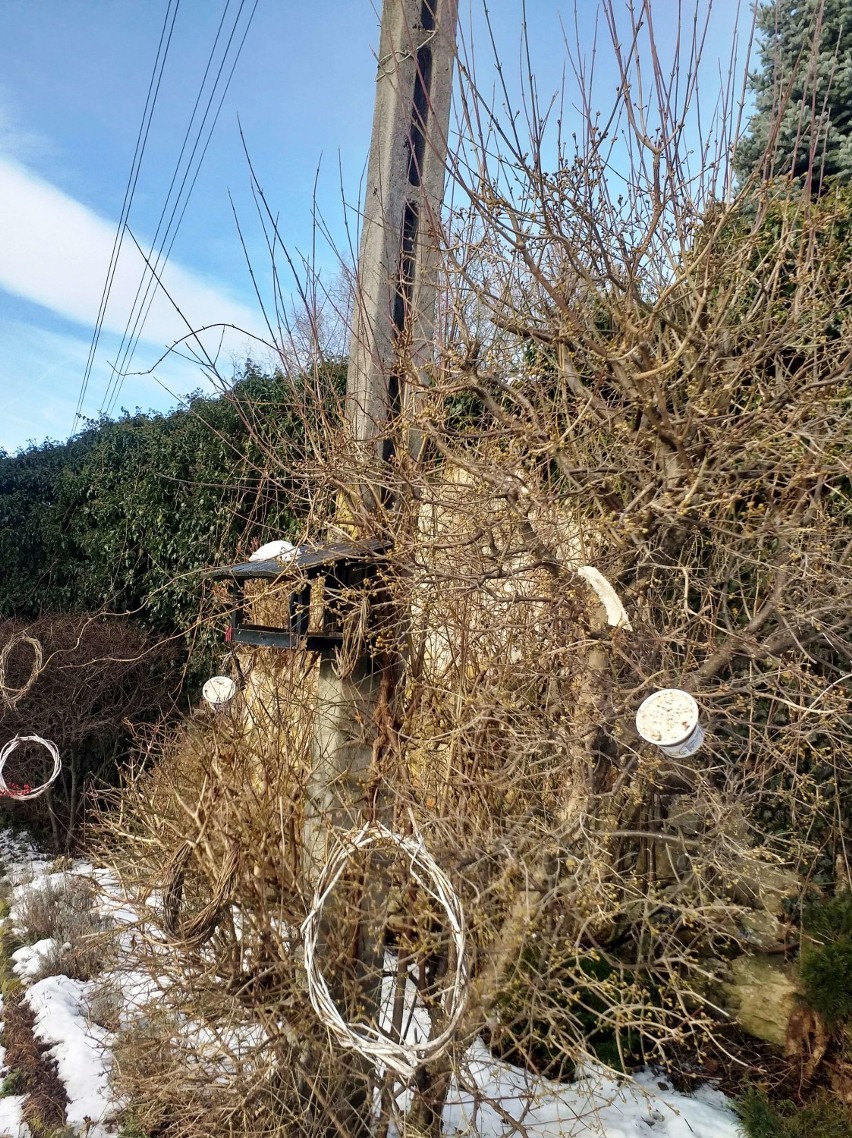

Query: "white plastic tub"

xmin=202 ymin=675 xmax=238 ymax=711
xmin=635 ymin=688 xmax=704 ymax=757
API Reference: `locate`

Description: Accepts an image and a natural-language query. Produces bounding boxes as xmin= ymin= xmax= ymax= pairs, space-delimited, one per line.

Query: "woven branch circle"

xmin=0 ymin=735 xmax=61 ymax=800
xmin=301 ymin=823 xmax=468 ymax=1081
xmin=162 ymin=841 xmax=240 ymax=948
xmin=0 ymin=635 xmax=43 ymax=709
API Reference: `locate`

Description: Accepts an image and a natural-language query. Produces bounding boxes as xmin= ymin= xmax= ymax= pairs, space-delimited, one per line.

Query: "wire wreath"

xmin=0 ymin=635 xmax=43 ymax=709
xmin=0 ymin=735 xmax=61 ymax=800
xmin=301 ymin=823 xmax=469 ymax=1081
xmin=162 ymin=841 xmax=240 ymax=948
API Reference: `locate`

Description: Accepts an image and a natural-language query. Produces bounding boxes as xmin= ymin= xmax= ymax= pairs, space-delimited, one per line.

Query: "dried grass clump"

xmin=99 ymin=2 xmax=852 ymax=1135
xmin=1 ymin=991 xmax=69 ymax=1135
xmin=15 ymin=875 xmax=109 ymax=983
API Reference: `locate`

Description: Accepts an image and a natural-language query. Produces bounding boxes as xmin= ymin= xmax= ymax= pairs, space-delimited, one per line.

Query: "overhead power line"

xmin=72 ymin=0 xmax=181 ymax=436
xmin=100 ymin=0 xmax=260 ymax=420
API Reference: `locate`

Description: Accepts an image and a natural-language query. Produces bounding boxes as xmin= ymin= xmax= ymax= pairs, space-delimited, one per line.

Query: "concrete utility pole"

xmin=304 ymin=2 xmax=458 ymax=1122
xmin=348 ymin=0 xmax=459 ymax=468
xmin=307 ymin=0 xmax=458 ymax=876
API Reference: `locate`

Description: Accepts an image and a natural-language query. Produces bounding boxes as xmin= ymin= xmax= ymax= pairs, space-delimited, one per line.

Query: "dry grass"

xmin=15 ymin=876 xmax=110 ymax=983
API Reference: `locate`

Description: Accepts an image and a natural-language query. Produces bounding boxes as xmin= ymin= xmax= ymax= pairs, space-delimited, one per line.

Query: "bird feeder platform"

xmin=208 ymin=538 xmax=390 ymax=652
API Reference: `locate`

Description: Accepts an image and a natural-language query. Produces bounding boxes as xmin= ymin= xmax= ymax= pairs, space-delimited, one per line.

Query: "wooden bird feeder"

xmin=208 ymin=538 xmax=389 ymax=653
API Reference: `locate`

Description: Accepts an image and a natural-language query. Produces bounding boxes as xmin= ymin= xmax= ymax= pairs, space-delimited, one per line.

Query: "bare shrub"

xmin=0 ymin=612 xmax=179 ymax=850
xmin=99 ymin=2 xmax=852 ymax=1136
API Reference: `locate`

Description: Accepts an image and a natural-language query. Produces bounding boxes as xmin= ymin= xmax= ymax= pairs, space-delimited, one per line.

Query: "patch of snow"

xmin=249 ymin=539 xmax=297 ymax=562
xmin=11 ymin=939 xmax=59 ymax=982
xmin=10 ymin=871 xmax=75 ymax=911
xmin=86 ymin=868 xmax=139 ymax=927
xmin=445 ymin=1043 xmax=744 ymax=1138
xmin=101 ymin=965 xmax=163 ymax=1029
xmin=378 ymin=952 xmax=433 ymax=1071
xmin=0 ymin=1093 xmax=29 ymax=1137
xmin=375 ymin=958 xmax=742 ymax=1137
xmin=24 ymin=975 xmax=114 ymax=1138
xmin=691 ymin=1080 xmax=742 ymax=1114
xmin=0 ymin=830 xmax=41 ymax=866
xmin=0 ymin=831 xmax=51 ymax=889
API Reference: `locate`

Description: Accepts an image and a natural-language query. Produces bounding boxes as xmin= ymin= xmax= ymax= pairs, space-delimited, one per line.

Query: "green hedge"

xmin=0 ymin=362 xmax=342 ymax=692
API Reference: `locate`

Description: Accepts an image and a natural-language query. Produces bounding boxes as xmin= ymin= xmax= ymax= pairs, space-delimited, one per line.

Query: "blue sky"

xmin=0 ymin=1 xmax=752 ymax=455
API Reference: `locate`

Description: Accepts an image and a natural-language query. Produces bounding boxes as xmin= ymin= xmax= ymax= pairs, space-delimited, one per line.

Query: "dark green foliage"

xmin=801 ymin=942 xmax=852 ymax=1025
xmin=800 ymin=895 xmax=852 ymax=1026
xmin=443 ymin=387 xmax=486 ymax=437
xmin=738 ymin=1086 xmax=852 ymax=1138
xmin=492 ymin=945 xmax=647 ymax=1077
xmin=738 ymin=1085 xmax=784 ymax=1138
xmin=117 ymin=1120 xmax=150 ymax=1138
xmin=736 ymin=0 xmax=852 ymax=189
xmin=0 ymin=362 xmax=339 ymax=691
xmin=0 ymin=1069 xmax=24 ymax=1097
xmin=697 ymin=182 xmax=852 ymax=352
xmin=805 ymin=895 xmax=852 ymax=944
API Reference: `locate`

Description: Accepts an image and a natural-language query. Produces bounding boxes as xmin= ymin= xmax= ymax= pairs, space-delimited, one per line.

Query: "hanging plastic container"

xmin=635 ymin=689 xmax=704 ymax=757
xmin=202 ymin=675 xmax=238 ymax=711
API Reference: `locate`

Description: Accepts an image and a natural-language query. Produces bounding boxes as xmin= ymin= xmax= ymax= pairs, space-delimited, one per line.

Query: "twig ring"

xmin=0 ymin=735 xmax=61 ymax=800
xmin=162 ymin=841 xmax=240 ymax=947
xmin=0 ymin=635 xmax=43 ymax=708
xmin=301 ymin=823 xmax=468 ymax=1081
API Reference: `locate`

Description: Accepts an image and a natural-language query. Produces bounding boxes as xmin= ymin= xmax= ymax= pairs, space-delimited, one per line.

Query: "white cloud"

xmin=0 ymin=317 xmax=217 ymax=452
xmin=0 ymin=156 xmax=266 ymax=368
xmin=0 ymin=85 xmax=55 ymax=164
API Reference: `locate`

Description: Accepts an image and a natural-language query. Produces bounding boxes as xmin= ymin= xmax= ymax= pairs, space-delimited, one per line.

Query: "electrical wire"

xmin=100 ymin=0 xmax=260 ymax=419
xmin=72 ymin=0 xmax=181 ymax=435
xmin=100 ymin=0 xmax=239 ymax=414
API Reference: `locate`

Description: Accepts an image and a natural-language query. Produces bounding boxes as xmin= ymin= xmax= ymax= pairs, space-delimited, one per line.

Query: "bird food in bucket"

xmin=635 ymin=689 xmax=704 ymax=757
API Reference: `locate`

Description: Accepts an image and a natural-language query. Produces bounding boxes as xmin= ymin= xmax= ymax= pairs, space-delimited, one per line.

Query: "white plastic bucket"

xmin=635 ymin=689 xmax=704 ymax=757
xmin=202 ymin=675 xmax=238 ymax=711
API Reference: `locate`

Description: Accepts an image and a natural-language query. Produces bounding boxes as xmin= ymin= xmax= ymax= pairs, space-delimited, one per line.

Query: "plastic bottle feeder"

xmin=635 ymin=689 xmax=704 ymax=757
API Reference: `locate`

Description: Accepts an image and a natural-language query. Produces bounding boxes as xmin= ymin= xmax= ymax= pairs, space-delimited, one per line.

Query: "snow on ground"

xmin=11 ymin=939 xmax=59 ymax=983
xmin=25 ymin=974 xmax=113 ymax=1138
xmin=0 ymin=995 xmax=28 ymax=1138
xmin=0 ymin=831 xmax=117 ymax=1137
xmin=0 ymin=832 xmax=746 ymax=1138
xmin=444 ymin=1045 xmax=742 ymax=1138
xmin=0 ymin=831 xmax=49 ymax=884
xmin=379 ymin=957 xmax=743 ymax=1138
xmin=0 ymin=1096 xmax=27 ymax=1138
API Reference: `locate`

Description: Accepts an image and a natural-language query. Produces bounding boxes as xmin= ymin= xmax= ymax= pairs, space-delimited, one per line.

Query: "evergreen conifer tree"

xmin=736 ymin=0 xmax=852 ymax=188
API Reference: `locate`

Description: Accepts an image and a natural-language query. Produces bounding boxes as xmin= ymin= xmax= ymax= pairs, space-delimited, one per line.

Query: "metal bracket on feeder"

xmin=208 ymin=538 xmax=390 ymax=653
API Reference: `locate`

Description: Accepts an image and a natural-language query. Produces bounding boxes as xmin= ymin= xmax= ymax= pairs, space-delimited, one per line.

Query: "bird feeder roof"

xmin=208 ymin=537 xmax=390 ymax=582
